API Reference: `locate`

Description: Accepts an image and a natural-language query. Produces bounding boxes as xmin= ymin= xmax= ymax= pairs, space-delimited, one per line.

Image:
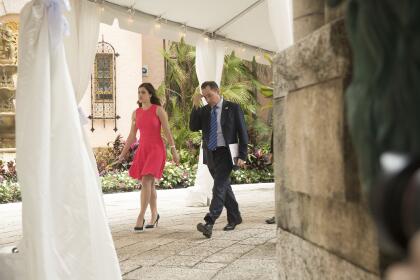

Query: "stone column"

xmin=273 ymin=1 xmax=380 ymax=279
xmin=293 ymin=0 xmax=324 ymax=41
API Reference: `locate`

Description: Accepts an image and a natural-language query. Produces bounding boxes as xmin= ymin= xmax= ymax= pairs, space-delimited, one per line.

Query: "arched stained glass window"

xmin=89 ymin=37 xmax=120 ymax=132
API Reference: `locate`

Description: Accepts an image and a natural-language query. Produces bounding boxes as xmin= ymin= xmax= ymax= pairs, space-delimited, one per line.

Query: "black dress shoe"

xmin=196 ymin=222 xmax=213 ymax=238
xmin=223 ymin=223 xmax=237 ymax=231
xmin=265 ymin=216 xmax=275 ymax=224
xmin=223 ymin=216 xmax=243 ymax=231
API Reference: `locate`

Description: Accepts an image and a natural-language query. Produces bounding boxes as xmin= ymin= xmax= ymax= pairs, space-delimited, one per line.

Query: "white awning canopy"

xmin=0 ymin=0 xmax=293 ymax=63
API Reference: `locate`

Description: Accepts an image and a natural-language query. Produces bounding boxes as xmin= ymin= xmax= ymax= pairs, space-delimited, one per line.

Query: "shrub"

xmin=0 ymin=181 xmax=21 ymax=204
xmin=95 ymin=135 xmax=137 ymax=176
xmin=231 ymin=168 xmax=273 ymax=184
xmin=101 ymin=171 xmax=138 ymax=193
xmin=0 ymin=141 xmax=274 ymax=203
xmin=158 ymin=162 xmax=197 ymax=189
xmin=0 ymin=160 xmax=17 ymax=183
xmin=246 ymin=143 xmax=272 ymax=170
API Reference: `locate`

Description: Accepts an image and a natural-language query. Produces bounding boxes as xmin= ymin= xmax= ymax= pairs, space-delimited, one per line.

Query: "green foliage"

xmin=246 ymin=143 xmax=273 ymax=170
xmin=0 ymin=144 xmax=274 ymax=203
xmin=220 ymin=52 xmax=257 ymax=114
xmin=158 ymin=162 xmax=197 ymax=189
xmin=101 ymin=171 xmax=138 ymax=193
xmin=166 ymin=95 xmax=201 ymax=154
xmin=221 ymin=83 xmax=256 ymax=114
xmin=0 ymin=160 xmax=17 ymax=183
xmin=160 ymin=41 xmax=272 ymax=150
xmin=0 ymin=181 xmax=20 ymax=204
xmin=231 ymin=168 xmax=273 ymax=184
xmin=95 ymin=135 xmax=137 ymax=176
xmin=246 ymin=115 xmax=272 ymax=145
xmin=161 ymin=38 xmax=198 ymax=118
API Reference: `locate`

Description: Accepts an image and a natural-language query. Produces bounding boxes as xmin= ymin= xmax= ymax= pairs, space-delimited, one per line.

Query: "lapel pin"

xmin=225 ymin=107 xmax=228 ymax=110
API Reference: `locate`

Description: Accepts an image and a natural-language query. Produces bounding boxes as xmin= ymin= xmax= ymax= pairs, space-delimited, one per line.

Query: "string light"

xmin=94 ymin=0 xmax=105 ymax=12
xmin=127 ymin=7 xmax=135 ymax=24
xmin=202 ymin=31 xmax=210 ymax=42
xmin=179 ymin=24 xmax=187 ymax=38
xmin=154 ymin=16 xmax=163 ymax=29
xmin=255 ymin=48 xmax=262 ymax=59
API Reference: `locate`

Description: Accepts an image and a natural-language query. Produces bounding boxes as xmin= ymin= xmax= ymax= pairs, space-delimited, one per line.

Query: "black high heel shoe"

xmin=145 ymin=214 xmax=160 ymax=229
xmin=134 ymin=219 xmax=145 ymax=232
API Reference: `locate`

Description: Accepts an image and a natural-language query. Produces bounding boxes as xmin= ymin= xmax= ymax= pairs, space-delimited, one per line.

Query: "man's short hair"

xmin=201 ymin=81 xmax=219 ymax=90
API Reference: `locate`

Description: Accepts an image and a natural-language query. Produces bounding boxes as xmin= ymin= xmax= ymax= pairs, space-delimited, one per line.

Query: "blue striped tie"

xmin=208 ymin=107 xmax=218 ymax=151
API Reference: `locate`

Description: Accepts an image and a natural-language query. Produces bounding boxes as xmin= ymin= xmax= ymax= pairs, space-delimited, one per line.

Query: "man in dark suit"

xmin=190 ymin=81 xmax=248 ymax=238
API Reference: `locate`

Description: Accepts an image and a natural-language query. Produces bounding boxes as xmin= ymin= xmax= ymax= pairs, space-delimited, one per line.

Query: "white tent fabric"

xmin=14 ymin=0 xmax=122 ymax=279
xmin=268 ymin=0 xmax=294 ymax=51
xmin=64 ymin=0 xmax=100 ymax=103
xmin=186 ymin=39 xmax=225 ymax=207
xmin=64 ymin=0 xmax=102 ymax=186
xmin=96 ymin=0 xmax=285 ymax=64
xmin=0 ymin=0 xmax=293 ymax=62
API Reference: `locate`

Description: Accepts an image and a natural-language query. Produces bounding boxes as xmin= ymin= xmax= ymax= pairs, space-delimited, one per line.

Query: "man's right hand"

xmin=192 ymin=93 xmax=203 ymax=108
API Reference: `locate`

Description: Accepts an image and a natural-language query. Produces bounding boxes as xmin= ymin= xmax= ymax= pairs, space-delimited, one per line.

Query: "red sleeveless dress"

xmin=129 ymin=104 xmax=166 ymax=180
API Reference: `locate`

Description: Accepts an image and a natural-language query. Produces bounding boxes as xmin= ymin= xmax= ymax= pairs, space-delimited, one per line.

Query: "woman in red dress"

xmin=118 ymin=83 xmax=179 ymax=232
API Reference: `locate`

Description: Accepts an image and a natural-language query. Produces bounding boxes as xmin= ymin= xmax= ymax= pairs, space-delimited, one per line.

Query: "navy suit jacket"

xmin=189 ymin=99 xmax=248 ymax=165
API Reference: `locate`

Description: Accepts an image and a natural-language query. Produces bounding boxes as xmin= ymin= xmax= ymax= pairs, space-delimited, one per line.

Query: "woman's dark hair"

xmin=137 ymin=82 xmax=161 ymax=107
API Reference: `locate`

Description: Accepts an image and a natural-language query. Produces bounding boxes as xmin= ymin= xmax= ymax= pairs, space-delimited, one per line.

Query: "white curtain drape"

xmin=64 ymin=0 xmax=99 ymax=103
xmin=186 ymin=39 xmax=225 ymax=207
xmin=64 ymin=0 xmax=101 ymax=187
xmin=267 ymin=0 xmax=294 ymax=51
xmin=13 ymin=0 xmax=122 ymax=279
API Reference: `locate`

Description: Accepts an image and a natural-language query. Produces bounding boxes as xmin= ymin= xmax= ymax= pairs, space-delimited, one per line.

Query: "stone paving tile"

xmin=194 ymin=262 xmax=228 ymax=270
xmin=0 ymin=236 xmax=20 ymax=246
xmin=218 ymin=244 xmax=256 ymax=255
xmin=157 ymin=254 xmax=207 ymax=267
xmin=117 ymin=240 xmax=169 ymax=261
xmin=192 ymin=243 xmax=225 ymax=254
xmin=200 ymin=239 xmax=238 ymax=248
xmin=254 ymin=229 xmax=277 ymax=239
xmin=242 ymin=242 xmax=276 ymax=260
xmin=178 ymin=246 xmax=217 ymax=257
xmin=114 ymin=238 xmax=140 ymax=249
xmin=215 ymin=228 xmax=270 ymax=240
xmin=239 ymin=236 xmax=274 ymax=246
xmin=124 ymin=266 xmax=217 ymax=280
xmin=151 ymin=240 xmax=195 ymax=253
xmin=203 ymin=252 xmax=243 ymax=263
xmin=119 ymin=259 xmax=143 ymax=275
xmin=0 ymin=183 xmax=276 ymax=280
xmin=123 ymin=249 xmax=176 ymax=269
xmin=212 ymin=259 xmax=276 ymax=280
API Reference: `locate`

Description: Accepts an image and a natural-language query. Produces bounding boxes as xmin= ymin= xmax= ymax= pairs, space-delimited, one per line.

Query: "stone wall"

xmin=273 ymin=1 xmax=380 ymax=278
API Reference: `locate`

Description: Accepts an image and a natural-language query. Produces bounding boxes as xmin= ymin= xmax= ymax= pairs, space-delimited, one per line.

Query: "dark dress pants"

xmin=204 ymin=147 xmax=241 ymax=225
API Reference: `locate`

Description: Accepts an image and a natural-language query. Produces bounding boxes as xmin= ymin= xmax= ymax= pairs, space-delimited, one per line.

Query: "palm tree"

xmin=220 ymin=52 xmax=257 ymax=114
xmin=159 ymin=39 xmax=269 ymax=157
